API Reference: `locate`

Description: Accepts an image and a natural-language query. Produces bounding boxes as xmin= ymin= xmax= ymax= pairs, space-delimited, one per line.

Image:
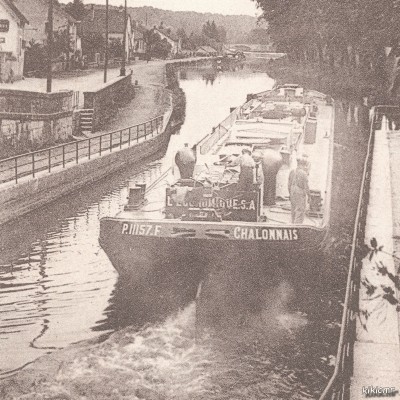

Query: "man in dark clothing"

xmin=228 ymin=148 xmax=255 ymax=192
xmin=288 ymin=158 xmax=310 ymax=223
xmin=261 ymin=149 xmax=283 ymax=206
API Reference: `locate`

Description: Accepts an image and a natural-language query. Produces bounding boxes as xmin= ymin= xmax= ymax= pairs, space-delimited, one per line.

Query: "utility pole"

xmin=46 ymin=0 xmax=53 ymax=93
xmin=104 ymin=0 xmax=109 ymax=83
xmin=66 ymin=22 xmax=70 ymax=71
xmin=120 ymin=0 xmax=127 ymax=76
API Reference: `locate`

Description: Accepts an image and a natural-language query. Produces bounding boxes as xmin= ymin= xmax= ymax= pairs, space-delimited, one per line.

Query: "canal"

xmin=0 ymin=65 xmax=369 ymax=399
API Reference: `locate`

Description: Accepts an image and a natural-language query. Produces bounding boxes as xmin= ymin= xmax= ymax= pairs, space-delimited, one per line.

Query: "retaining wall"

xmin=0 ymin=59 xmax=200 ymax=225
xmin=0 ymin=121 xmax=172 ymax=226
xmin=0 ymin=90 xmax=74 ymax=158
xmin=83 ymin=73 xmax=134 ymax=132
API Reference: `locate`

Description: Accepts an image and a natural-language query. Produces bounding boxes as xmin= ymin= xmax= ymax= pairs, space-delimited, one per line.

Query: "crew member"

xmin=288 ymin=158 xmax=310 ymax=223
xmin=260 ymin=149 xmax=283 ymax=206
xmin=175 ymin=143 xmax=196 ymax=179
xmin=228 ymin=148 xmax=255 ymax=191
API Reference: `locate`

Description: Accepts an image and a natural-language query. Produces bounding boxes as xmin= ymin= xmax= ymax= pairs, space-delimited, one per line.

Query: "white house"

xmin=153 ymin=26 xmax=181 ymax=55
xmin=80 ymin=5 xmax=134 ymax=60
xmin=133 ymin=25 xmax=147 ymax=59
xmin=0 ymin=0 xmax=28 ymax=82
xmin=13 ymin=0 xmax=81 ymax=56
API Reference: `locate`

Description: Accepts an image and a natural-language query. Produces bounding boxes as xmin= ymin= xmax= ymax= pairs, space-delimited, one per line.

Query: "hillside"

xmin=89 ymin=4 xmax=258 ymax=43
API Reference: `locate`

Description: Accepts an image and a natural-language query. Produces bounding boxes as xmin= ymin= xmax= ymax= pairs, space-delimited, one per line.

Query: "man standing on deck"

xmin=288 ymin=158 xmax=310 ymax=223
xmin=228 ymin=148 xmax=255 ymax=191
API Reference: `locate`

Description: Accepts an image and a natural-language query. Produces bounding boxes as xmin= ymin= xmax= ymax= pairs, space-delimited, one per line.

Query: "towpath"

xmin=0 ymin=57 xmax=208 ymax=142
xmin=349 ymin=115 xmax=400 ymax=399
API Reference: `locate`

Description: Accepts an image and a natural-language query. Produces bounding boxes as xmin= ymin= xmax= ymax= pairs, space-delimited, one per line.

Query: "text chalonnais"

xmin=121 ymin=223 xmax=161 ymax=236
xmin=233 ymin=227 xmax=298 ymax=241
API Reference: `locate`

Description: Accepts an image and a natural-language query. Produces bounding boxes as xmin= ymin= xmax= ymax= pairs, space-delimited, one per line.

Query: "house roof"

xmin=3 ymin=0 xmax=29 ymax=25
xmin=199 ymin=46 xmax=217 ymax=53
xmin=13 ymin=0 xmax=77 ymax=24
xmin=154 ymin=27 xmax=179 ymax=42
xmin=81 ymin=6 xmax=130 ymax=35
xmin=134 ymin=24 xmax=148 ymax=35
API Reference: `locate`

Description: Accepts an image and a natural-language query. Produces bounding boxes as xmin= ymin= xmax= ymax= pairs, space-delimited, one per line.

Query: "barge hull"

xmin=100 ymin=218 xmax=328 ymax=276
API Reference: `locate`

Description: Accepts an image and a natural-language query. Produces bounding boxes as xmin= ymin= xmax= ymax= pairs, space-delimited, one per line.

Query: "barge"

xmin=100 ymin=84 xmax=334 ymax=274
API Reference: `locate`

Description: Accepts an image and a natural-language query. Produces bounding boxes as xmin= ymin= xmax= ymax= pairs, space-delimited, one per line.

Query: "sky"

xmin=59 ymin=0 xmax=261 ymax=16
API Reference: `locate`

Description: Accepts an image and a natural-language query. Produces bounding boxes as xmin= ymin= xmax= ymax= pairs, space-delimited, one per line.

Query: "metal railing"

xmin=319 ymin=107 xmax=378 ymax=400
xmin=198 ymin=105 xmax=242 ymax=155
xmin=0 ymin=115 xmax=164 ymax=185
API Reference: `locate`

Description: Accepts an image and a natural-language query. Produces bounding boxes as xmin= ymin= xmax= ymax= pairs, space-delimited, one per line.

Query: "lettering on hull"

xmin=119 ymin=223 xmax=299 ymax=241
xmin=233 ymin=227 xmax=299 ymax=241
xmin=121 ymin=223 xmax=162 ymax=237
xmin=167 ymin=195 xmax=256 ymax=211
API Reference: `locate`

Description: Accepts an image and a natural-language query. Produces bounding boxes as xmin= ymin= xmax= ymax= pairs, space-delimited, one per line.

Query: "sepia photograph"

xmin=0 ymin=0 xmax=399 ymax=399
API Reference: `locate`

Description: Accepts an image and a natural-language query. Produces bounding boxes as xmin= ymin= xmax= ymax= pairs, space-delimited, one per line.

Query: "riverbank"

xmin=248 ymin=58 xmax=387 ymax=103
xmin=0 ymin=59 xmax=199 ymax=225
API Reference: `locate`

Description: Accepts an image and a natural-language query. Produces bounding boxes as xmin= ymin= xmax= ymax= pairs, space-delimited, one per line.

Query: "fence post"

xmin=110 ymin=133 xmax=113 ymax=152
xmin=32 ymin=153 xmax=35 ymax=178
xmin=48 ymin=148 xmax=51 ymax=172
xmin=88 ymin=138 xmax=91 ymax=160
xmin=150 ymin=120 xmax=154 ymax=137
xmin=137 ymin=125 xmax=139 ymax=143
xmin=100 ymin=136 xmax=102 ymax=156
xmin=145 ymin=123 xmax=147 ymax=140
xmin=120 ymin=130 xmax=122 ymax=149
xmin=128 ymin=127 xmax=131 ymax=147
xmin=63 ymin=145 xmax=65 ymax=168
xmin=76 ymin=141 xmax=79 ymax=164
xmin=15 ymin=158 xmax=18 ymax=184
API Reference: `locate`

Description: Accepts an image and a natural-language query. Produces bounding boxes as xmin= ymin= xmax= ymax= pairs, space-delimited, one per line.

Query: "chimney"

xmin=91 ymin=5 xmax=94 ymax=21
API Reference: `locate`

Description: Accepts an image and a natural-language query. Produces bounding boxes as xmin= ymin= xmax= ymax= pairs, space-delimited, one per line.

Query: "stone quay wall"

xmin=0 ymin=89 xmax=74 ymax=158
xmin=0 ymin=120 xmax=173 ymax=226
xmin=83 ymin=73 xmax=134 ymax=132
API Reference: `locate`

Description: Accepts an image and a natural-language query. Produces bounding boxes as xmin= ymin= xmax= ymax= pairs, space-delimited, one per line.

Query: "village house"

xmin=0 ymin=0 xmax=28 ymax=82
xmin=80 ymin=5 xmax=134 ymax=61
xmin=152 ymin=26 xmax=181 ymax=56
xmin=196 ymin=46 xmax=218 ymax=57
xmin=13 ymin=0 xmax=81 ymax=59
xmin=132 ymin=23 xmax=147 ymax=59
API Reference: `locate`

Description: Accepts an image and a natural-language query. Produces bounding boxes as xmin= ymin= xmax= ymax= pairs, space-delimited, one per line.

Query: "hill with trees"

xmin=87 ymin=4 xmax=258 ymax=44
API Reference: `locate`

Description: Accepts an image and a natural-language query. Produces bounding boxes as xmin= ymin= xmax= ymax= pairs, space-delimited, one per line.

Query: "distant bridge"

xmin=228 ymin=44 xmax=275 ymax=52
xmin=227 ymin=44 xmax=285 ymax=60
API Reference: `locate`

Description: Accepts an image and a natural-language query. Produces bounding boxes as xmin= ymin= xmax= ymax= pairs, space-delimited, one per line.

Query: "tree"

xmin=177 ymin=28 xmax=190 ymax=50
xmin=65 ymin=0 xmax=86 ymax=21
xmin=244 ymin=28 xmax=271 ymax=45
xmin=146 ymin=31 xmax=172 ymax=59
xmin=201 ymin=21 xmax=226 ymax=45
xmin=202 ymin=20 xmax=219 ymax=41
xmin=81 ymin=32 xmax=104 ymax=58
xmin=24 ymin=40 xmax=46 ymax=73
xmin=109 ymin=38 xmax=123 ymax=58
xmin=252 ymin=0 xmax=396 ymax=74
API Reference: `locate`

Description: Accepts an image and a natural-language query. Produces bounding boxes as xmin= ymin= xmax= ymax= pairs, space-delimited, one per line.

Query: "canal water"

xmin=0 ymin=66 xmax=369 ymax=399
